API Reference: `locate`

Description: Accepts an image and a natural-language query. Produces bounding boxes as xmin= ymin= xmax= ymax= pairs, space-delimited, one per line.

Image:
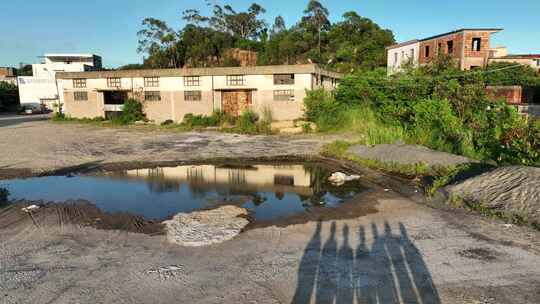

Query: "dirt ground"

xmin=2 ymin=121 xmax=540 ymax=304
xmin=0 ymin=121 xmax=337 ymax=177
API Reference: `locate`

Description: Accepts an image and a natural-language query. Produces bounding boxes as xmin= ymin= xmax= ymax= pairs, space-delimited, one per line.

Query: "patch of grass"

xmin=322 ymin=140 xmax=430 ymax=177
xmin=448 ymin=194 xmax=540 ymax=230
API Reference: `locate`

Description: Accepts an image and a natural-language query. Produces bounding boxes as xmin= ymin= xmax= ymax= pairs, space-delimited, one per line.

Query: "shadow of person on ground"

xmin=292 ymin=221 xmax=441 ymax=304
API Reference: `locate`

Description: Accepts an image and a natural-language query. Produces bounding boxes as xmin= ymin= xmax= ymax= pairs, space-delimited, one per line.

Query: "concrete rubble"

xmin=163 ymin=205 xmax=250 ymax=247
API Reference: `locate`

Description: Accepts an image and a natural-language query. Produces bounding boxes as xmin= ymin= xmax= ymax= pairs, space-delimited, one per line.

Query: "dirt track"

xmin=2 ymin=121 xmax=540 ymax=303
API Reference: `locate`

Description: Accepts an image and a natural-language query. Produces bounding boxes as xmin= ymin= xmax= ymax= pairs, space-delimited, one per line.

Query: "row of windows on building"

xmin=73 ymin=89 xmax=296 ymax=102
xmin=72 ymin=74 xmax=297 ymax=89
xmin=394 ymin=37 xmax=483 ymax=64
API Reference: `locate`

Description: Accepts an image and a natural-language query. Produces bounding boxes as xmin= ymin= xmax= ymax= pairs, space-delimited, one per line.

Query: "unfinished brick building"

xmin=388 ymin=28 xmax=502 ymax=73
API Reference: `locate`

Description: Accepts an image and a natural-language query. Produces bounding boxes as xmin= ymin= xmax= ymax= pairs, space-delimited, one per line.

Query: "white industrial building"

xmin=17 ymin=54 xmax=102 ymax=110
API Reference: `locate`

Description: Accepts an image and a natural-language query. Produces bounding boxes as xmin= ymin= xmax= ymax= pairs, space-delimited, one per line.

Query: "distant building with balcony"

xmin=18 ymin=53 xmax=102 ymax=110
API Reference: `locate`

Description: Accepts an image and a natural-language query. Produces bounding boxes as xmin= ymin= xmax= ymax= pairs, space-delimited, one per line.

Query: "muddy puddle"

xmin=1 ymin=162 xmax=371 ymax=225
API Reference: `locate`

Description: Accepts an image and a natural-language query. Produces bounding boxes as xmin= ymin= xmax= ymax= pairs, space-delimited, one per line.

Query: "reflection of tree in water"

xmin=250 ymin=193 xmax=267 ymax=206
xmin=0 ymin=186 xmax=9 ymax=207
xmin=145 ymin=168 xmax=181 ymax=193
xmin=292 ymin=221 xmax=441 ymax=304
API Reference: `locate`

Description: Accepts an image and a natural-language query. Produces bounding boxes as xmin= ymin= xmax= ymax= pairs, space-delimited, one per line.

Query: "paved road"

xmin=0 ymin=113 xmax=51 ymax=127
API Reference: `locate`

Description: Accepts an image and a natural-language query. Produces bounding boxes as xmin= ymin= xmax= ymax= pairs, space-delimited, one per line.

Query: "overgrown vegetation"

xmin=0 ymin=82 xmax=20 ymax=112
xmin=53 ymin=98 xmax=145 ymax=126
xmin=307 ymin=56 xmax=540 ymax=166
xmin=322 ymin=141 xmax=431 ymax=177
xmin=179 ymin=109 xmax=273 ymax=134
xmin=134 ymin=1 xmax=393 ymax=72
xmin=113 ymin=98 xmax=145 ymax=125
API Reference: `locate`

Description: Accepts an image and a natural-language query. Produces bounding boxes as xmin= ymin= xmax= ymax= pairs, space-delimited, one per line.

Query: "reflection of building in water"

xmin=125 ymin=164 xmax=314 ymax=195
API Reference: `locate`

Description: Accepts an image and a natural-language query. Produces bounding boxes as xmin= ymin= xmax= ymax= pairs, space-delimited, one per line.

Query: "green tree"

xmin=271 ymin=16 xmax=286 ymax=36
xmin=17 ymin=64 xmax=33 ymax=76
xmin=137 ymin=18 xmax=182 ymax=68
xmin=302 ymin=0 xmax=330 ymax=56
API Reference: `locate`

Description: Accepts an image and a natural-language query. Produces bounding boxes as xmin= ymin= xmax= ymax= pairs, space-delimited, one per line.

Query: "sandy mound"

xmin=447 ymin=166 xmax=540 ymax=223
xmin=163 ymin=205 xmax=250 ymax=247
xmin=347 ymin=144 xmax=476 ymax=167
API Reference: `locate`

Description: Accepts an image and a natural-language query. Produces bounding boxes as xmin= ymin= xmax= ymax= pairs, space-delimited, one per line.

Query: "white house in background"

xmin=18 ymin=53 xmax=102 ymax=110
xmin=386 ymin=40 xmax=420 ymax=74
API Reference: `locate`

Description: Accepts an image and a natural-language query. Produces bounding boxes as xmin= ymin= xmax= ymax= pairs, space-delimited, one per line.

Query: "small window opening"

xmin=447 ymin=40 xmax=454 ymax=54
xmin=472 ymin=38 xmax=482 ymax=51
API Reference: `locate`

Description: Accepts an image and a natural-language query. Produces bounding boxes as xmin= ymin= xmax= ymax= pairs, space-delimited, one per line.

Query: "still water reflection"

xmin=3 ymin=163 xmax=363 ymax=221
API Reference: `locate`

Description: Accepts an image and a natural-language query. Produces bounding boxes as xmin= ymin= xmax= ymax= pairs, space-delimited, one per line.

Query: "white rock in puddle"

xmin=328 ymin=172 xmax=361 ymax=186
xmin=163 ymin=205 xmax=250 ymax=247
xmin=22 ymin=205 xmax=40 ymax=213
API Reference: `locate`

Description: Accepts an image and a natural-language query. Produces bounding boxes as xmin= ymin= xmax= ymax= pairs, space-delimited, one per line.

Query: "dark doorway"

xmin=104 ymin=91 xmax=128 ymax=105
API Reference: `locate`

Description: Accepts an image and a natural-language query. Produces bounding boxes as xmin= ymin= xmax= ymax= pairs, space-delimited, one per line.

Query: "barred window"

xmin=226 ymin=75 xmax=244 ymax=86
xmin=73 ymin=91 xmax=88 ymax=101
xmin=184 ymin=76 xmax=200 ymax=86
xmin=144 ymin=91 xmax=161 ymax=101
xmin=73 ymin=78 xmax=86 ymax=88
xmin=184 ymin=90 xmax=202 ymax=101
xmin=274 ymin=74 xmax=295 ymax=85
xmin=107 ymin=77 xmax=121 ymax=87
xmin=273 ymin=90 xmax=295 ymax=101
xmin=144 ymin=77 xmax=159 ymax=87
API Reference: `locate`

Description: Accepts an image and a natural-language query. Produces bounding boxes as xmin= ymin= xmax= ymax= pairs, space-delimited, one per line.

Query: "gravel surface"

xmin=447 ymin=166 xmax=540 ymax=224
xmin=348 ymin=143 xmax=477 ymax=167
xmin=2 ymin=190 xmax=540 ymax=303
xmin=0 ymin=121 xmax=334 ymax=176
xmin=2 ymin=120 xmax=540 ymax=303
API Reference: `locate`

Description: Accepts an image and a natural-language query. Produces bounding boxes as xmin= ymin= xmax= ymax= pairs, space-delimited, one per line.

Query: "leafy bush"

xmin=161 ymin=119 xmax=174 ymax=126
xmin=236 ymin=109 xmax=259 ymax=133
xmin=0 ymin=82 xmax=20 ymax=112
xmin=182 ymin=112 xmax=223 ymax=128
xmin=304 ymin=56 xmax=540 ymax=165
xmin=52 ymin=112 xmax=67 ymax=121
xmin=115 ymin=98 xmax=145 ymax=125
xmin=410 ymin=99 xmax=474 ymax=156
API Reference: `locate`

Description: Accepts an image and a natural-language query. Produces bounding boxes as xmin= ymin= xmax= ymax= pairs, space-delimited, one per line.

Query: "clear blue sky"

xmin=1 ymin=0 xmax=539 ymax=68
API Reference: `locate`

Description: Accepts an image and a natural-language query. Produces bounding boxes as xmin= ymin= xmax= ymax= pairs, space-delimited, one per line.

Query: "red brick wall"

xmin=419 ymin=30 xmax=493 ymax=69
xmin=463 ymin=31 xmax=491 ymax=58
xmin=486 ymin=86 xmax=522 ymax=104
xmin=419 ymin=32 xmax=464 ymax=64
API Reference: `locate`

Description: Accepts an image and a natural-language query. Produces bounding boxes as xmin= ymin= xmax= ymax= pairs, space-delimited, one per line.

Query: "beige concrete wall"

xmin=59 ymin=72 xmax=334 ymax=122
xmin=172 ymin=91 xmax=215 ymax=122
xmin=143 ymin=91 xmax=173 ymax=123
xmin=255 ymin=89 xmax=306 ymax=121
xmin=64 ymin=91 xmax=104 ymax=118
xmin=462 ymin=57 xmax=488 ymax=70
xmin=387 ymin=42 xmax=420 ymax=74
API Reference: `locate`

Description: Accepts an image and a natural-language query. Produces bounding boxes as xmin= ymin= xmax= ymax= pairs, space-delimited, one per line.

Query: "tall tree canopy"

xmin=135 ymin=0 xmax=395 ymax=71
